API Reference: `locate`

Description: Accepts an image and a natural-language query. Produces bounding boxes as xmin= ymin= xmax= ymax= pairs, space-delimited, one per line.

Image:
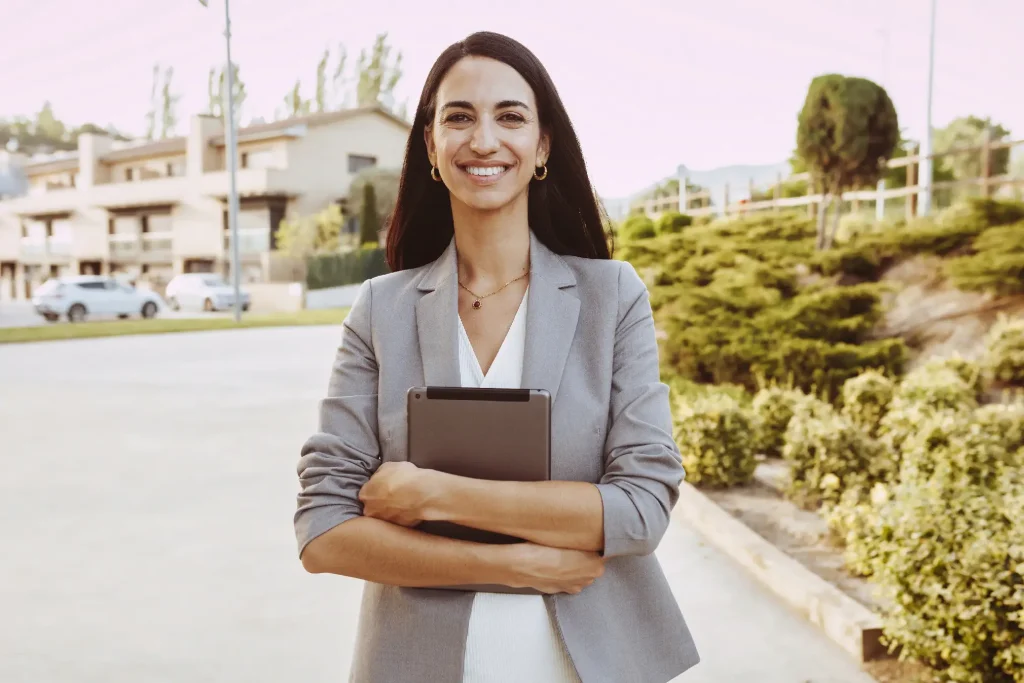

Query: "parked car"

xmin=32 ymin=276 xmax=163 ymax=323
xmin=164 ymin=273 xmax=251 ymax=312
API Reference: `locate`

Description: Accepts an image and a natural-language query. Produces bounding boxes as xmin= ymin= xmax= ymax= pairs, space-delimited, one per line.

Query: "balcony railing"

xmin=109 ymin=234 xmax=140 ymax=259
xmin=19 ymin=238 xmax=46 ymax=256
xmin=141 ymin=232 xmax=173 ymax=260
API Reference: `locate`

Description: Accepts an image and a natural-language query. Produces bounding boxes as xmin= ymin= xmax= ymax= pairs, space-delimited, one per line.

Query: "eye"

xmin=444 ymin=112 xmax=471 ymax=124
xmin=500 ymin=112 xmax=527 ymax=124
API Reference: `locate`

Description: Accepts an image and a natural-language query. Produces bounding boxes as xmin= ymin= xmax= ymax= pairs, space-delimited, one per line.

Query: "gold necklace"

xmin=459 ymin=270 xmax=529 ymax=310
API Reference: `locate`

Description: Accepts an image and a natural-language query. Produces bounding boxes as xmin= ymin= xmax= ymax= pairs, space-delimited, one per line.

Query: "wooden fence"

xmin=638 ymin=136 xmax=1024 ymax=221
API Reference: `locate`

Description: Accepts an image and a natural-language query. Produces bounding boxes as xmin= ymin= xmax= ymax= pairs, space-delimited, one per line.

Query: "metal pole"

xmin=919 ymin=0 xmax=937 ymax=216
xmin=223 ymin=0 xmax=242 ymax=321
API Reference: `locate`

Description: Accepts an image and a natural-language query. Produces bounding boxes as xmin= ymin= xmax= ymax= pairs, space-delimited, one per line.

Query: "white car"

xmin=164 ymin=273 xmax=251 ymax=312
xmin=32 ymin=276 xmax=163 ymax=323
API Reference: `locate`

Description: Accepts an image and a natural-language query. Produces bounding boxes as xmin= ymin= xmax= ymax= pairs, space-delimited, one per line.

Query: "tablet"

xmin=406 ymin=386 xmax=551 ymax=594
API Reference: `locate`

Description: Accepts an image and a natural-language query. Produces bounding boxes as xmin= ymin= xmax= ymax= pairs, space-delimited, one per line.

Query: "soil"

xmin=702 ymin=460 xmax=942 ymax=683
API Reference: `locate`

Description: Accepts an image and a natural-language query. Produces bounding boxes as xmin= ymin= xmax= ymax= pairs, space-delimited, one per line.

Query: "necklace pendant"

xmin=472 ymin=300 xmax=482 ymax=310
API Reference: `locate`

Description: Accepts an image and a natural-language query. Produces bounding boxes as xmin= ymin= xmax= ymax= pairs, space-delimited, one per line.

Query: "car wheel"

xmin=43 ymin=313 xmax=59 ymax=323
xmin=168 ymin=297 xmax=180 ymax=311
xmin=68 ymin=304 xmax=87 ymax=323
xmin=141 ymin=302 xmax=158 ymax=319
xmin=117 ymin=314 xmax=130 ymax=319
xmin=242 ymin=303 xmax=250 ymax=312
xmin=203 ymin=298 xmax=215 ymax=312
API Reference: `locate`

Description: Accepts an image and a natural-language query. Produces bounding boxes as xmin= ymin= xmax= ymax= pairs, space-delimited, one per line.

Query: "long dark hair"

xmin=385 ymin=31 xmax=612 ymax=271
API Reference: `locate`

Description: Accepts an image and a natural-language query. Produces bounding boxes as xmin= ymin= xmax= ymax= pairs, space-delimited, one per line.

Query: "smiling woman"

xmin=294 ymin=31 xmax=699 ymax=683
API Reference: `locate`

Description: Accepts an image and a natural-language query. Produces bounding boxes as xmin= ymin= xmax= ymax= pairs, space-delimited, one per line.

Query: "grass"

xmin=0 ymin=308 xmax=350 ymax=345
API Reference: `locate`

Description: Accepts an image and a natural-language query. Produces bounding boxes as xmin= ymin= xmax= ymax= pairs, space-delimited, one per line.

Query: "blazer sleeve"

xmin=294 ymin=279 xmax=382 ymax=558
xmin=595 ymin=261 xmax=686 ymax=559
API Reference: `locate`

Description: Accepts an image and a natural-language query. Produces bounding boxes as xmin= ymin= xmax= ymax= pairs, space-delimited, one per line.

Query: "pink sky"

xmin=3 ymin=0 xmax=1021 ymax=197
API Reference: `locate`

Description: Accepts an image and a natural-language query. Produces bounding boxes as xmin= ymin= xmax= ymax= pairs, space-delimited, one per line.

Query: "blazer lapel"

xmin=521 ymin=233 xmax=580 ymax=402
xmin=415 ymin=239 xmax=461 ymax=387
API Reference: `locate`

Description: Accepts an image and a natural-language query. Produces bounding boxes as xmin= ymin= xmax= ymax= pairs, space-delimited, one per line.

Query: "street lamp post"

xmin=199 ymin=0 xmax=242 ymax=322
xmin=920 ymin=0 xmax=938 ymax=217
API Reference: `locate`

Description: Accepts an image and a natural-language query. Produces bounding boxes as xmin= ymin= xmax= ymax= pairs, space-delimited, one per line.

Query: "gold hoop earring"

xmin=534 ymin=165 xmax=548 ymax=181
xmin=430 ymin=166 xmax=442 ymax=182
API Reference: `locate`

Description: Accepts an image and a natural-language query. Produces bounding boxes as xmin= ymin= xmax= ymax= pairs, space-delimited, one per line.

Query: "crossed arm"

xmin=295 ymin=265 xmax=684 ymax=586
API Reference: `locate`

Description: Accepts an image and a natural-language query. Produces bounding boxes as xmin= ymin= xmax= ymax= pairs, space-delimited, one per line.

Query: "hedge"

xmin=983 ymin=314 xmax=1024 ymax=386
xmin=751 ymin=384 xmax=805 ymax=458
xmin=306 ymin=247 xmax=389 ymax=291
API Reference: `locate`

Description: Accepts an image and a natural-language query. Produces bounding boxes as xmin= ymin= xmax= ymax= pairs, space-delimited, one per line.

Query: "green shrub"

xmin=618 ymin=214 xmax=657 ymax=241
xmin=752 ymin=385 xmax=806 ymax=458
xmin=306 ymin=247 xmax=389 ymax=290
xmin=782 ymin=396 xmax=891 ymax=508
xmin=823 ymin=482 xmax=890 ymax=577
xmin=982 ymin=314 xmax=1024 ymax=385
xmin=920 ymin=353 xmax=985 ymax=397
xmin=674 ymin=392 xmax=759 ymax=488
xmin=655 ymin=211 xmax=691 ymax=235
xmin=868 ymin=403 xmax=1024 ymax=683
xmin=895 ymin=364 xmax=979 ymax=412
xmin=841 ymin=369 xmax=895 ymax=437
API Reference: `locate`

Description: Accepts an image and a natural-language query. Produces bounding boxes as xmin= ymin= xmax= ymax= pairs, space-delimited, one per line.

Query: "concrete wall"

xmin=305 ymin=283 xmax=361 ymax=310
xmin=246 ymin=282 xmax=303 ymax=313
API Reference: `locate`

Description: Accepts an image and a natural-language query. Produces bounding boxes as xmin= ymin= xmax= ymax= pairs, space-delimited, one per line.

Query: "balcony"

xmin=91 ymin=176 xmax=188 ymax=211
xmin=141 ymin=232 xmax=173 ymax=261
xmin=18 ymin=237 xmax=72 ymax=262
xmin=4 ymin=187 xmax=79 ymax=217
xmin=108 ymin=233 xmax=140 ymax=261
xmin=201 ymin=168 xmax=300 ymax=200
xmin=224 ymin=227 xmax=271 ymax=257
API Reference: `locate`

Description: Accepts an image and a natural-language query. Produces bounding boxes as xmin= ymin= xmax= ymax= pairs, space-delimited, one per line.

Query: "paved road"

xmin=0 ymin=327 xmax=877 ymax=683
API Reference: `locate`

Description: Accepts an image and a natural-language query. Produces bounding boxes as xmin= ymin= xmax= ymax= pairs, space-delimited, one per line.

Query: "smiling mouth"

xmin=459 ymin=164 xmax=512 ymax=180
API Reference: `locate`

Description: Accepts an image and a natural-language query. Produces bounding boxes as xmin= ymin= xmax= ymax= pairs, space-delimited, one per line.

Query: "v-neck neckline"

xmin=457 ymin=287 xmax=529 ymax=385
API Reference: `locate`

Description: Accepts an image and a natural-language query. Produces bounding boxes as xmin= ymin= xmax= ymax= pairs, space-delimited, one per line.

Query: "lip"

xmin=457 ymin=162 xmax=514 ymax=186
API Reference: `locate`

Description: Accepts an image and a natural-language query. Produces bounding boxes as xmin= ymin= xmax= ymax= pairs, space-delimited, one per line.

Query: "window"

xmin=125 ymin=168 xmax=134 ymax=182
xmin=77 ymin=281 xmax=107 ymax=290
xmin=347 ymin=154 xmax=377 ymax=174
xmin=240 ymin=148 xmax=274 ymax=169
xmin=241 ymin=152 xmax=249 ymax=169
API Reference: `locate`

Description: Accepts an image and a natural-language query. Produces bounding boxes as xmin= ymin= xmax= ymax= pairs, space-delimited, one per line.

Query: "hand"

xmin=504 ymin=542 xmax=606 ymax=595
xmin=359 ymin=461 xmax=438 ymax=527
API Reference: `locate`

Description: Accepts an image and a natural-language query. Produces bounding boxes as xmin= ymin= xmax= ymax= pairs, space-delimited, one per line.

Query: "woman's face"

xmin=425 ymin=56 xmax=550 ymax=213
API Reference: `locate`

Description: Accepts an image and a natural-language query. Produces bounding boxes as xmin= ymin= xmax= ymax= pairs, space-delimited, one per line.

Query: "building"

xmin=0 ymin=106 xmax=411 ymax=301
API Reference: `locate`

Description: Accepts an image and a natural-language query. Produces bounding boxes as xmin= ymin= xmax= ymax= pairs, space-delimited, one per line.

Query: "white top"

xmin=457 ymin=288 xmax=580 ymax=683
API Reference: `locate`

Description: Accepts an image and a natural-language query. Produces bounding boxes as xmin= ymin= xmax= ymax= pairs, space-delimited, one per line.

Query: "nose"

xmin=469 ymin=118 xmax=500 ymax=155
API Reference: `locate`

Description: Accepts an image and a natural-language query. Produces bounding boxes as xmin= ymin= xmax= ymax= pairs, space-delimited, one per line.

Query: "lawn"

xmin=0 ymin=308 xmax=350 ymax=345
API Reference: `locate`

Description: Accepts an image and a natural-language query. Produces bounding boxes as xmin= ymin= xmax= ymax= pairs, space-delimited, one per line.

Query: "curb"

xmin=672 ymin=479 xmax=887 ymax=663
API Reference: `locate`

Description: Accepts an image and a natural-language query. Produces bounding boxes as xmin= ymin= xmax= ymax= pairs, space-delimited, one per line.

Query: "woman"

xmin=294 ymin=31 xmax=700 ymax=683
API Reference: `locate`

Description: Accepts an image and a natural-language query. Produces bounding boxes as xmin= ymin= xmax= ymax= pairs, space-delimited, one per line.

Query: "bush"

xmin=983 ymin=314 xmax=1024 ymax=385
xmin=824 ymin=482 xmax=890 ymax=577
xmin=618 ymin=214 xmax=657 ymax=241
xmin=921 ymin=353 xmax=985 ymax=397
xmin=655 ymin=211 xmax=692 ymax=235
xmin=306 ymin=247 xmax=389 ymax=290
xmin=674 ymin=392 xmax=759 ymax=488
xmin=841 ymin=369 xmax=895 ymax=437
xmin=752 ymin=385 xmax=805 ymax=458
xmin=782 ymin=396 xmax=891 ymax=508
xmin=877 ymin=365 xmax=977 ymax=455
xmin=868 ymin=404 xmax=1024 ymax=683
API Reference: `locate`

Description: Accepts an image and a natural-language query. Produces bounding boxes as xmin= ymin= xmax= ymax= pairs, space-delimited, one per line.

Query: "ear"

xmin=537 ymin=130 xmax=552 ymax=167
xmin=423 ymin=124 xmax=437 ymax=166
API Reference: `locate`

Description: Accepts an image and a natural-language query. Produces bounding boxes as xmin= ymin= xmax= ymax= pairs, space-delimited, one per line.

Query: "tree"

xmin=359 ymin=182 xmax=381 ymax=246
xmin=796 ymin=74 xmax=899 ymax=250
xmin=274 ymin=204 xmax=342 ymax=257
xmin=207 ymin=62 xmax=247 ymax=124
xmin=934 ymin=115 xmax=1012 ymax=181
xmin=144 ymin=64 xmax=180 ymax=139
xmin=355 ymin=33 xmax=403 ymax=111
xmin=348 ymin=167 xmax=401 ymax=221
xmin=34 ymin=102 xmax=66 ymax=141
xmin=281 ymin=80 xmax=313 ymax=119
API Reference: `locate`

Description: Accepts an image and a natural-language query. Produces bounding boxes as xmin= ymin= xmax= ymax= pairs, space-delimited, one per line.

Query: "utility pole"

xmin=199 ymin=0 xmax=242 ymax=321
xmin=919 ymin=0 xmax=938 ymax=217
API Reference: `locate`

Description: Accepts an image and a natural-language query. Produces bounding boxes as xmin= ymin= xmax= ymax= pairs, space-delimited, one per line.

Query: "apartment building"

xmin=0 ymin=106 xmax=411 ymax=301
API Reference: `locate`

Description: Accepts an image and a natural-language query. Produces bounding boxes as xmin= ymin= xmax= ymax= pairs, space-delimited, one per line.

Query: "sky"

xmin=3 ymin=0 xmax=1022 ymax=198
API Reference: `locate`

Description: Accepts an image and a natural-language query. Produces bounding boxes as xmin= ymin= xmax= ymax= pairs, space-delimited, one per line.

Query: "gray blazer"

xmin=294 ymin=232 xmax=701 ymax=683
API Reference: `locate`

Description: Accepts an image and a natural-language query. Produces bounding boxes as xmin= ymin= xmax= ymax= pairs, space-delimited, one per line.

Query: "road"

xmin=0 ymin=327 xmax=877 ymax=683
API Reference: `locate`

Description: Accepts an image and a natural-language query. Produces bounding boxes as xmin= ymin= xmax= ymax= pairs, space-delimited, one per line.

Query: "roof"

xmin=23 ymin=156 xmax=79 ymax=176
xmin=100 ymin=138 xmax=187 ymax=163
xmin=208 ymin=105 xmax=411 ymax=146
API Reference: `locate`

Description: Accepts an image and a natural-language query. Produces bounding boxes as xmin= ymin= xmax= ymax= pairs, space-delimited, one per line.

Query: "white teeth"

xmin=465 ymin=166 xmax=507 ymax=177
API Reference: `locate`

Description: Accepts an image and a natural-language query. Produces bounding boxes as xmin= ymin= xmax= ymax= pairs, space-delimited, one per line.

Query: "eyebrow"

xmin=439 ymin=99 xmax=532 ymax=115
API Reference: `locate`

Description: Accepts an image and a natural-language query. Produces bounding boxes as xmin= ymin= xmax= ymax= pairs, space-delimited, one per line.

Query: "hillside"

xmin=617 ymin=198 xmax=1024 ymax=398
